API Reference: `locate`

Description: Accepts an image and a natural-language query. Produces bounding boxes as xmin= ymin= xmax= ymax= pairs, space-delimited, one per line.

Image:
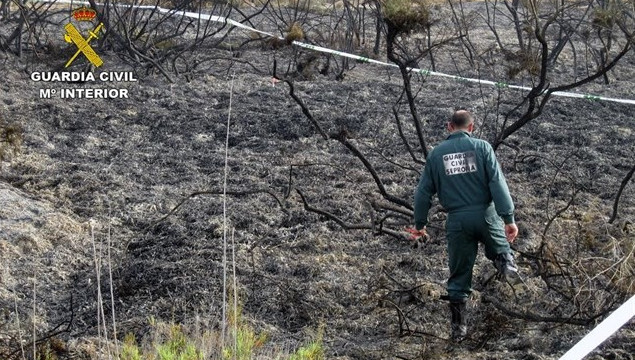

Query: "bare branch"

xmin=284 ymin=79 xmax=329 ymax=140
xmin=392 ymin=101 xmax=423 ymax=166
xmin=483 ymin=295 xmax=610 ymax=326
xmin=609 ymin=164 xmax=635 ymax=224
xmin=295 ymin=188 xmax=371 ymax=230
xmin=152 ymin=189 xmax=285 ymax=227
xmin=331 ymin=129 xmax=413 ymax=210
xmin=295 ymin=188 xmax=406 ymax=240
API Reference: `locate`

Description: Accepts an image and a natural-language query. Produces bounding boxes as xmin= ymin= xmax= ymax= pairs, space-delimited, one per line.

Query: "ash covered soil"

xmin=1 ymin=3 xmax=635 ymax=359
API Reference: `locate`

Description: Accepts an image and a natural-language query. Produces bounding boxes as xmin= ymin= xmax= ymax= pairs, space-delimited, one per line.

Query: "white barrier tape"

xmin=34 ymin=0 xmax=635 ymax=106
xmin=559 ymin=295 xmax=635 ymax=360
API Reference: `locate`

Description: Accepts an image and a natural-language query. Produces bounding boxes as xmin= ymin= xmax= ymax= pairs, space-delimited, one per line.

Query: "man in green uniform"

xmin=410 ymin=110 xmax=519 ymax=341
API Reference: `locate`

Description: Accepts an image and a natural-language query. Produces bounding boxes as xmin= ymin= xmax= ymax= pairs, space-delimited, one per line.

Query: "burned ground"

xmin=1 ymin=1 xmax=634 ymax=359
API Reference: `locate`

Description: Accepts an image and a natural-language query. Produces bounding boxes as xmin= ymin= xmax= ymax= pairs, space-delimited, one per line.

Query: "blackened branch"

xmin=392 ymin=102 xmax=424 ymax=166
xmin=295 ymin=188 xmax=372 ymax=230
xmin=331 ymin=130 xmax=413 ymax=211
xmin=295 ymin=189 xmax=405 ymax=240
xmin=284 ymin=80 xmax=329 ymax=140
xmin=609 ymin=164 xmax=635 ymax=224
xmin=483 ymin=295 xmax=609 ymax=326
xmin=152 ymin=189 xmax=284 ymax=227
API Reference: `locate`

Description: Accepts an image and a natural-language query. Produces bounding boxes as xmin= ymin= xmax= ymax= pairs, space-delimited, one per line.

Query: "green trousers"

xmin=445 ymin=204 xmax=511 ymax=301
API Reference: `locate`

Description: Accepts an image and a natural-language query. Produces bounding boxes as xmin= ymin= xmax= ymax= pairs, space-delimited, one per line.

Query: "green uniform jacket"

xmin=414 ymin=131 xmax=515 ymax=229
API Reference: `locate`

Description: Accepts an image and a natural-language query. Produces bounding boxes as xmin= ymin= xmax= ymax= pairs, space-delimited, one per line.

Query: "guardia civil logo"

xmin=64 ymin=6 xmax=105 ymax=68
xmin=31 ymin=6 xmax=136 ymax=101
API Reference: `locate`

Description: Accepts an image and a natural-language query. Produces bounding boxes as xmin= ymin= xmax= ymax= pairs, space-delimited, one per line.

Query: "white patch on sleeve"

xmin=443 ymin=151 xmax=477 ymax=176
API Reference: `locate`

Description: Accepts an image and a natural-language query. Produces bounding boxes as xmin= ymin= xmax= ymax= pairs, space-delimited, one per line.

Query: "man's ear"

xmin=447 ymin=122 xmax=454 ymax=132
xmin=467 ymin=122 xmax=474 ymax=132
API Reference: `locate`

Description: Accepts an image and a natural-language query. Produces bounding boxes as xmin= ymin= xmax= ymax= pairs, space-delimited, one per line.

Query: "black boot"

xmin=494 ymin=252 xmax=520 ymax=284
xmin=449 ymin=299 xmax=467 ymax=342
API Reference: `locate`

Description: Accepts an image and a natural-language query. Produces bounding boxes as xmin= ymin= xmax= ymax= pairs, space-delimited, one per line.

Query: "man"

xmin=410 ymin=109 xmax=519 ymax=341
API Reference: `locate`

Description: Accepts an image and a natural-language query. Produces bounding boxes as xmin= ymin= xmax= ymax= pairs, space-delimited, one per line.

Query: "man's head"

xmin=448 ymin=110 xmax=474 ymax=133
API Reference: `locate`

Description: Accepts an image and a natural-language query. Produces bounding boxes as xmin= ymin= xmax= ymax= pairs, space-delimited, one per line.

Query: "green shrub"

xmin=382 ymin=0 xmax=431 ymax=34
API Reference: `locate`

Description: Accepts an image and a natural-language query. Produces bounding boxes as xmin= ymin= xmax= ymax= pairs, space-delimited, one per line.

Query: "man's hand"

xmin=405 ymin=227 xmax=429 ymax=249
xmin=406 ymin=227 xmax=427 ymax=240
xmin=505 ymin=223 xmax=518 ymax=243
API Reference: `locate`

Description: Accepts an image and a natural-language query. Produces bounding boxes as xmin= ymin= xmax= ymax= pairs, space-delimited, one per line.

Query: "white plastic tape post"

xmin=34 ymin=0 xmax=635 ymax=106
xmin=559 ymin=295 xmax=635 ymax=360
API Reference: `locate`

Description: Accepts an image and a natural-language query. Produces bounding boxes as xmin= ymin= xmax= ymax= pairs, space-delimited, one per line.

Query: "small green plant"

xmin=288 ymin=325 xmax=325 ymax=360
xmin=121 ymin=333 xmax=142 ymax=360
xmin=155 ymin=324 xmax=203 ymax=360
xmin=121 ymin=323 xmax=204 ymax=360
xmin=222 ymin=291 xmax=268 ymax=360
xmin=222 ymin=325 xmax=267 ymax=360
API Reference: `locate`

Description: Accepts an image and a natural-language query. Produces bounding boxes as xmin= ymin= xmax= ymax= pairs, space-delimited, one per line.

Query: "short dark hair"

xmin=451 ymin=110 xmax=474 ymax=128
